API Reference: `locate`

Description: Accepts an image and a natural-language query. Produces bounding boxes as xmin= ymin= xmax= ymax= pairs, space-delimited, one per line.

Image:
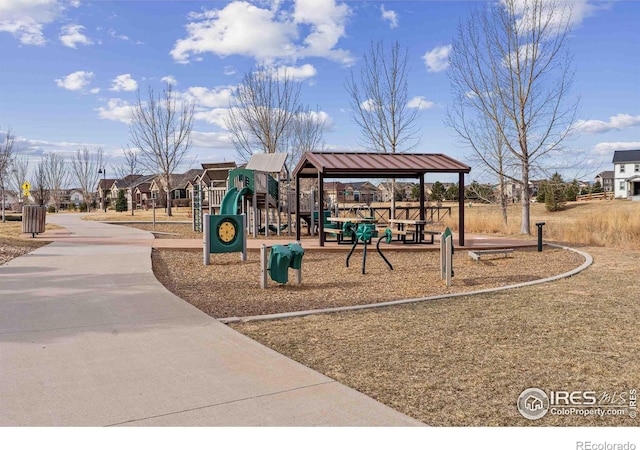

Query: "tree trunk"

xmin=165 ymin=176 xmax=173 ymax=217
xmin=520 ymin=161 xmax=531 ymax=235
xmin=499 ymin=173 xmax=508 ymax=226
xmin=390 ymin=178 xmax=396 ymax=220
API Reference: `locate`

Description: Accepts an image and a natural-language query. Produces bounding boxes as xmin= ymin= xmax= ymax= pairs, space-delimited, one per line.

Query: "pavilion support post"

xmin=318 ymin=171 xmax=325 ymax=247
xmin=458 ymin=172 xmax=465 ymax=247
xmin=295 ymin=174 xmax=301 ymax=242
xmin=419 ymin=173 xmax=425 ymax=222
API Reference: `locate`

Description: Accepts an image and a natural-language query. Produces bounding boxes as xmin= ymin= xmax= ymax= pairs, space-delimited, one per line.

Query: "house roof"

xmin=245 ymin=153 xmax=288 ymax=173
xmin=98 ymin=179 xmax=117 ymax=190
xmin=174 ymin=169 xmax=204 ymax=189
xmin=612 ymin=150 xmax=640 ymax=163
xmin=293 ymin=152 xmax=471 ymax=179
xmin=134 ymin=182 xmax=151 ymax=194
xmin=597 ymin=171 xmax=614 ymax=179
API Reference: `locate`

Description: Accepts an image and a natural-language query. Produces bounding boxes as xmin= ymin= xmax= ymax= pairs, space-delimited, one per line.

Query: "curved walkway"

xmin=0 ymin=214 xmax=420 ymax=426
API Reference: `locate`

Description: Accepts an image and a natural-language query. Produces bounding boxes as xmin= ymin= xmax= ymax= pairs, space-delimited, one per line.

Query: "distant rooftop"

xmin=612 ymin=150 xmax=640 ymax=163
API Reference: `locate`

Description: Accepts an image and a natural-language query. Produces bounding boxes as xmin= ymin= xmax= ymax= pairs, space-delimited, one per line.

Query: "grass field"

xmin=81 ymin=207 xmax=193 ymax=222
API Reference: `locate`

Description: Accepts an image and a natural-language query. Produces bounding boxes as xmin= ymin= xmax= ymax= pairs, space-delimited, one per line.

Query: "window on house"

xmin=620 ymin=164 xmax=625 ymax=173
xmin=635 ymin=164 xmax=639 ymax=172
xmin=620 ymin=181 xmax=625 ymax=190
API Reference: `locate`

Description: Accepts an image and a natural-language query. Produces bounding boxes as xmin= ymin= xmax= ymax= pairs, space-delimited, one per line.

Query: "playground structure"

xmin=260 ymin=243 xmax=305 ymax=288
xmin=194 ymin=154 xmax=293 ymax=238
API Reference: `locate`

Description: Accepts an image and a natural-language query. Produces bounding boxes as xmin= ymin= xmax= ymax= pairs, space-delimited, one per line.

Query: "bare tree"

xmin=225 ymin=65 xmax=302 ymax=162
xmin=0 ymin=128 xmax=15 ymax=222
xmin=10 ymin=154 xmax=29 ymax=207
xmin=32 ymin=158 xmax=49 ymax=207
xmin=114 ymin=146 xmax=142 ymax=216
xmin=71 ymin=147 xmax=104 ymax=211
xmin=286 ymin=106 xmax=327 ymax=167
xmin=114 ymin=146 xmax=141 ymax=180
xmin=447 ymin=0 xmax=578 ymax=234
xmin=43 ymin=152 xmax=69 ymax=212
xmin=345 ymin=40 xmax=419 ymax=218
xmin=130 ymin=84 xmax=194 ymax=217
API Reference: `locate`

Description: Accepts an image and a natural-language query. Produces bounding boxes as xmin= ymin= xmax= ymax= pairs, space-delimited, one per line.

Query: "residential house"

xmin=377 ymin=182 xmax=417 ymax=202
xmin=60 ymin=188 xmax=84 ymax=209
xmin=505 ymin=181 xmax=539 ymax=202
xmin=97 ymin=178 xmax=117 ymax=210
xmin=1 ymin=189 xmax=19 ymax=211
xmin=594 ymin=171 xmax=614 ymax=193
xmin=150 ymin=169 xmax=204 ymax=207
xmin=613 ymin=150 xmax=640 ymax=199
xmin=323 ymin=181 xmax=379 ymax=204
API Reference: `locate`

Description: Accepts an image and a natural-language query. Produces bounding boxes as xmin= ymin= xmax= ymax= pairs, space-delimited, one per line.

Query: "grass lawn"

xmin=0 ymin=219 xmax=59 ymax=265
xmin=231 ymin=246 xmax=639 ymax=426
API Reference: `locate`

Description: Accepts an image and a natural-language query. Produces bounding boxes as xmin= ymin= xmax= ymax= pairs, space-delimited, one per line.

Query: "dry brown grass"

xmin=82 ymin=208 xmax=192 ymax=222
xmin=443 ymin=200 xmax=640 ymax=249
xmin=232 ymin=246 xmax=640 ymax=426
xmin=0 ymin=220 xmax=59 ymax=265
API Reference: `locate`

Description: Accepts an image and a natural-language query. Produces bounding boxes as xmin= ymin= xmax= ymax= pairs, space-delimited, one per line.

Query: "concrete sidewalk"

xmin=0 ymin=214 xmax=421 ymax=426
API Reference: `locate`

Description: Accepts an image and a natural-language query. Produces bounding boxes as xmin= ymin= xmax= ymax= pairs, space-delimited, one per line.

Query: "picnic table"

xmin=387 ymin=218 xmax=435 ymax=244
xmin=326 ymin=217 xmax=376 ymax=244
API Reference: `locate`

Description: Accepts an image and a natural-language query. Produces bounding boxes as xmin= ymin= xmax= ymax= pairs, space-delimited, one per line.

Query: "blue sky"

xmin=0 ymin=0 xmax=639 ymax=183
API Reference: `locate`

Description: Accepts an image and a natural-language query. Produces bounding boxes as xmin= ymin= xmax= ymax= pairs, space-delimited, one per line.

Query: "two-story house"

xmin=612 ymin=150 xmax=640 ymax=199
xmin=594 ymin=171 xmax=614 ymax=193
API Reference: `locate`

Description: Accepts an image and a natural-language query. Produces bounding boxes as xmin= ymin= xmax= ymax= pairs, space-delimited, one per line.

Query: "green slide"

xmin=220 ymin=186 xmax=251 ymax=215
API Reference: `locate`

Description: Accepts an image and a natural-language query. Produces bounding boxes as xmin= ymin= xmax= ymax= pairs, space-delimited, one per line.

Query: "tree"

xmin=447 ymin=0 xmax=578 ymax=234
xmin=465 ymin=181 xmax=495 ymax=203
xmin=591 ymin=181 xmax=603 ymax=194
xmin=346 ymin=40 xmax=419 ymax=219
xmin=42 ymin=152 xmax=68 ymax=212
xmin=565 ymin=180 xmax=579 ymax=201
xmin=0 ymin=127 xmax=15 ymax=222
xmin=286 ymin=106 xmax=327 ymax=167
xmin=32 ymin=159 xmax=49 ymax=207
xmin=410 ymin=184 xmax=421 ymax=201
xmin=445 ymin=183 xmax=460 ymax=201
xmin=225 ymin=65 xmax=302 ymax=163
xmin=545 ymin=172 xmax=566 ymax=211
xmin=130 ymin=84 xmax=194 ymax=217
xmin=115 ymin=189 xmax=127 ymax=212
xmin=430 ymin=181 xmax=446 ymax=202
xmin=9 ymin=155 xmax=29 ymax=205
xmin=71 ymin=147 xmax=104 ymax=212
xmin=115 ymin=146 xmax=142 ymax=216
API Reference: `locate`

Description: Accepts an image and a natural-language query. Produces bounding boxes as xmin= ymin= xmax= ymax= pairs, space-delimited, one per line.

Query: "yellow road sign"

xmin=22 ymin=181 xmax=31 ymax=196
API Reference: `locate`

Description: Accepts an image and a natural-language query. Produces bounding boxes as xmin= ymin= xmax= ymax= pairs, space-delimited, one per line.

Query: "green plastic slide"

xmin=220 ymin=186 xmax=251 ymax=215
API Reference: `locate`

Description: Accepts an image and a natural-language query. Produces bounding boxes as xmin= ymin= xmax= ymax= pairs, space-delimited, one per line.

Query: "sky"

xmin=0 ymin=0 xmax=639 ymax=185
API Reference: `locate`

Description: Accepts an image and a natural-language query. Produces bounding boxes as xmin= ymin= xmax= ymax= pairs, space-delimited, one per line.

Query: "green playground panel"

xmin=209 ymin=214 xmax=244 ymax=253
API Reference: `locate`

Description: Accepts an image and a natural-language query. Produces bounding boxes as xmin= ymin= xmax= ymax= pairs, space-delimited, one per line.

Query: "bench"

xmin=323 ymin=227 xmax=344 ymax=243
xmin=422 ymin=230 xmax=441 ymax=244
xmin=468 ymin=249 xmax=514 ymax=261
xmin=380 ymin=227 xmax=414 ymax=243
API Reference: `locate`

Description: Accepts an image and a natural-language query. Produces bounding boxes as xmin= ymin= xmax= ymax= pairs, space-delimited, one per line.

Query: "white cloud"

xmin=90 ymin=87 xmax=100 ymax=94
xmin=55 ymin=70 xmax=94 ymax=91
xmin=193 ymin=108 xmax=232 ymax=129
xmin=407 ymin=96 xmax=435 ymax=110
xmin=508 ymin=0 xmax=598 ymax=35
xmin=161 ymin=75 xmax=177 ymax=86
xmin=223 ymin=65 xmax=236 ymax=76
xmin=360 ymin=98 xmax=377 ymax=112
xmin=183 ymin=86 xmax=234 ymax=109
xmin=0 ymin=0 xmax=64 ymax=45
xmin=380 ymin=4 xmax=398 ymax=29
xmin=59 ymin=24 xmax=92 ymax=48
xmin=273 ymin=64 xmax=317 ymax=81
xmin=423 ymin=44 xmax=451 ymax=72
xmin=108 ymin=29 xmax=130 ymax=41
xmin=574 ymin=114 xmax=640 ymax=134
xmin=190 ymin=130 xmax=233 ymax=149
xmin=97 ymin=98 xmax=133 ymax=124
xmin=109 ymin=74 xmax=138 ymax=92
xmin=593 ymin=142 xmax=640 ymax=155
xmin=171 ymin=0 xmax=352 ymax=65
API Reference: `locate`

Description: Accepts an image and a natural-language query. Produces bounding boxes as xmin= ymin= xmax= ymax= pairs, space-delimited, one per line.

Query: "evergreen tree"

xmin=545 ymin=173 xmax=566 ymax=211
xmin=430 ymin=181 xmax=446 ymax=202
xmin=115 ymin=189 xmax=128 ymax=212
xmin=591 ymin=181 xmax=603 ymax=194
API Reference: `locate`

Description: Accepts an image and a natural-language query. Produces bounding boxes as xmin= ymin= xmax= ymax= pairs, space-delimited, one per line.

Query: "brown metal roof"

xmin=293 ymin=152 xmax=470 ymax=178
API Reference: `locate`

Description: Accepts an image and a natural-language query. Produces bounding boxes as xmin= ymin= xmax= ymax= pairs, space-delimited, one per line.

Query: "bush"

xmin=47 ymin=205 xmax=56 ymax=213
xmin=79 ymin=202 xmax=88 ymax=212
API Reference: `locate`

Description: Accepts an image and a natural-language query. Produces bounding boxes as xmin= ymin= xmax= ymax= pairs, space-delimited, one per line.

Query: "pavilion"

xmin=292 ymin=152 xmax=471 ymax=246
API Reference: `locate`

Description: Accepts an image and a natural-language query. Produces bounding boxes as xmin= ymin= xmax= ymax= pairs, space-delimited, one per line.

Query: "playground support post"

xmin=440 ymin=232 xmax=452 ymax=287
xmin=260 ymin=243 xmax=302 ymax=289
xmin=203 ymin=214 xmax=210 ymax=266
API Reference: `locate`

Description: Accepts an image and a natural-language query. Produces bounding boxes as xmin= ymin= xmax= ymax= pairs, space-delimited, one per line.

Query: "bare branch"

xmin=71 ymin=147 xmax=104 ymax=209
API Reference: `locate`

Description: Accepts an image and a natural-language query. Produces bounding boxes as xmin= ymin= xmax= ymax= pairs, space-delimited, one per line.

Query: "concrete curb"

xmin=219 ymin=243 xmax=593 ymax=324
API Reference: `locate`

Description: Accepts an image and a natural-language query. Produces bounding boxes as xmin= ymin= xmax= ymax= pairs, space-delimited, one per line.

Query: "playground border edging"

xmin=218 ymin=243 xmax=593 ymax=324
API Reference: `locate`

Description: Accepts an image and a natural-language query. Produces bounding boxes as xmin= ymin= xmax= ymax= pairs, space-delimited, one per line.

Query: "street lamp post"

xmin=98 ymin=167 xmax=106 ymax=212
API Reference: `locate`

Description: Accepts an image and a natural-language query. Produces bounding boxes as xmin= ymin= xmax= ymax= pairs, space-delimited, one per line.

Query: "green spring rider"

xmin=346 ymin=224 xmax=394 ymax=275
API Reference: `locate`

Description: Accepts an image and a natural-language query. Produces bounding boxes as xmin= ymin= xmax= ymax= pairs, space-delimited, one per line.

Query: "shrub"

xmin=79 ymin=202 xmax=88 ymax=212
xmin=47 ymin=205 xmax=56 ymax=213
xmin=115 ymin=190 xmax=128 ymax=212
